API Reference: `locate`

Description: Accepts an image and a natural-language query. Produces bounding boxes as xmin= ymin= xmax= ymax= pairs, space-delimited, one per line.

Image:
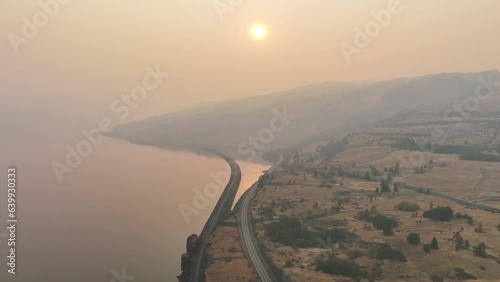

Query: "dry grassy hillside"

xmin=246 ymin=103 xmax=500 ymax=281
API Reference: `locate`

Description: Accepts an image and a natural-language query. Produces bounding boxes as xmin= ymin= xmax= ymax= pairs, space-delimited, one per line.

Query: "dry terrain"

xmin=248 ymin=106 xmax=500 ymax=281
xmin=205 ymin=217 xmax=257 ymax=282
xmin=251 ymin=157 xmax=500 ymax=281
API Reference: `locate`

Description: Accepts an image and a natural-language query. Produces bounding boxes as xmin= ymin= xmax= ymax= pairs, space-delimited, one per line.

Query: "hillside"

xmin=111 ymin=70 xmax=499 ymax=162
xmin=245 ymin=100 xmax=500 ymax=281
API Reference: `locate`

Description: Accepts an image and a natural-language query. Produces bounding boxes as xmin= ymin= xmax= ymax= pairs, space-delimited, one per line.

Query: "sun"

xmin=250 ymin=24 xmax=268 ymax=41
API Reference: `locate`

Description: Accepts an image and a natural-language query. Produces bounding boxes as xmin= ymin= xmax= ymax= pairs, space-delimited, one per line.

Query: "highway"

xmin=189 ymin=152 xmax=242 ymax=282
xmin=237 ymin=155 xmax=283 ymax=282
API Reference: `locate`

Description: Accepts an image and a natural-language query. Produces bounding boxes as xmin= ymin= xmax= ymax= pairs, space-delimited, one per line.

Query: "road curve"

xmin=237 ymin=155 xmax=283 ymax=282
xmin=189 ymin=151 xmax=242 ymax=282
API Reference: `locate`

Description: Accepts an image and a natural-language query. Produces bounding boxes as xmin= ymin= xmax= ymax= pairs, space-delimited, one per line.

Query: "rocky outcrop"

xmin=177 ymin=234 xmax=199 ymax=282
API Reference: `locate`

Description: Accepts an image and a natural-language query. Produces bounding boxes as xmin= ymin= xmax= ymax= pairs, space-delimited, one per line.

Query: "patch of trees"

xmin=356 ymin=209 xmax=398 ymax=235
xmin=315 ymin=253 xmax=366 ymax=279
xmin=391 ymin=137 xmax=500 ymax=162
xmin=265 ymin=216 xmax=316 ymax=247
xmin=460 ymin=150 xmax=500 ymax=162
xmin=423 ymin=206 xmax=454 ymax=221
xmin=318 ymin=138 xmax=349 ymax=158
xmin=265 ymin=216 xmax=353 ymax=248
xmin=375 ymin=243 xmax=407 ymax=262
xmin=387 ymin=162 xmax=400 ymax=176
xmin=395 ymin=201 xmax=420 ymax=212
xmin=380 ymin=179 xmax=391 ymax=193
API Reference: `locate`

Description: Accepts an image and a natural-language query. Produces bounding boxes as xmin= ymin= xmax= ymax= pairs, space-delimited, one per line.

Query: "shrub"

xmin=431 ymin=274 xmax=444 ymax=282
xmin=473 ymin=242 xmax=488 ymax=258
xmin=320 ymin=228 xmax=351 ymax=243
xmin=294 ymin=238 xmax=316 ymax=248
xmin=259 ymin=206 xmax=276 ymax=217
xmin=407 ymin=232 xmax=421 ymax=245
xmin=454 ymin=267 xmax=478 ymax=280
xmin=383 ymin=227 xmax=394 ymax=236
xmin=423 ymin=243 xmax=431 ymax=253
xmin=456 ymin=212 xmax=474 ymax=224
xmin=346 ymin=249 xmax=366 ymax=260
xmin=395 ymin=201 xmax=420 ymax=212
xmin=376 ymin=243 xmax=407 ymax=262
xmin=356 ymin=209 xmax=374 ymax=221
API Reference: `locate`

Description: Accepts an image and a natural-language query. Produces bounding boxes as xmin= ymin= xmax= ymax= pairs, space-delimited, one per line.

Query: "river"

xmin=0 ymin=137 xmax=268 ymax=282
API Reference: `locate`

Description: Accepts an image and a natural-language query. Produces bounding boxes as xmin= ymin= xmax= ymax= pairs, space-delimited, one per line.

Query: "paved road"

xmin=395 ymin=181 xmax=500 ymax=213
xmin=190 ymin=152 xmax=241 ymax=282
xmin=339 ymin=167 xmax=500 ymax=213
xmin=237 ymin=155 xmax=283 ymax=282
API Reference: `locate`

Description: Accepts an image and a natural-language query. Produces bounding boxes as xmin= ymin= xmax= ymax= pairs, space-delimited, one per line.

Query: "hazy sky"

xmin=1 ymin=0 xmax=500 ymax=140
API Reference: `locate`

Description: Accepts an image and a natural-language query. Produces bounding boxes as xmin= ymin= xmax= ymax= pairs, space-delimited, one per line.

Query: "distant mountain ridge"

xmin=111 ymin=70 xmax=499 ymax=161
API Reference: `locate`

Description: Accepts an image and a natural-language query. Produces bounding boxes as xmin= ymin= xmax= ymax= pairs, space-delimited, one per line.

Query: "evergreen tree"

xmin=380 ymin=179 xmax=390 ymax=193
xmin=430 ymin=237 xmax=439 ymax=250
xmin=364 ymin=173 xmax=371 ymax=181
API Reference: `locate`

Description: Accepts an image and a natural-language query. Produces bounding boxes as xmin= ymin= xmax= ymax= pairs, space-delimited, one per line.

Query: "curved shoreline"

xmin=178 ymin=150 xmax=242 ymax=282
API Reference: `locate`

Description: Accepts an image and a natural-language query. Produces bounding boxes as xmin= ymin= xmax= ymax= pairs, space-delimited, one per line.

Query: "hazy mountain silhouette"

xmin=111 ymin=70 xmax=499 ymax=160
